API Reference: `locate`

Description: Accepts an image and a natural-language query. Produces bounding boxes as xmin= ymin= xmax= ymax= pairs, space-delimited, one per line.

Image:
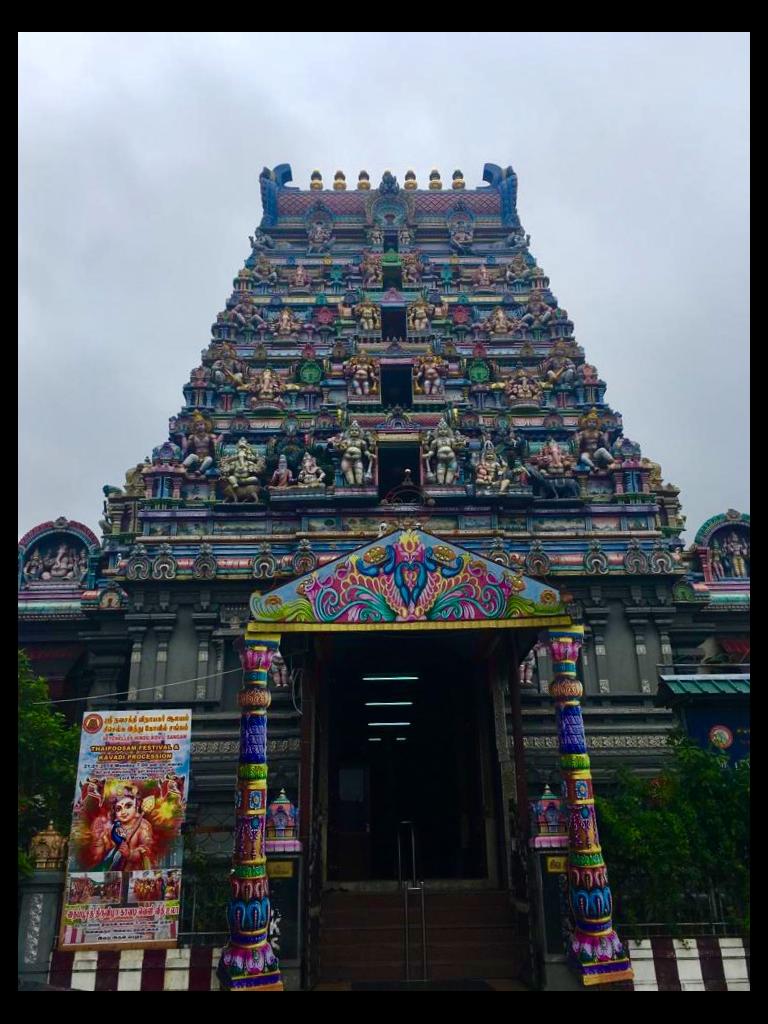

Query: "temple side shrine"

xmin=18 ymin=164 xmax=749 ymax=991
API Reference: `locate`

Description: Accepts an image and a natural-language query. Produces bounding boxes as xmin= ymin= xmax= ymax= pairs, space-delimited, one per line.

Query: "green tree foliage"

xmin=596 ymin=734 xmax=749 ymax=932
xmin=18 ymin=650 xmax=80 ymax=877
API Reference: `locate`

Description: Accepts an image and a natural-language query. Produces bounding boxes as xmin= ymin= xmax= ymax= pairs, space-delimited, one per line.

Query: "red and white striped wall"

xmin=46 ymin=937 xmax=749 ymax=991
xmin=615 ymin=938 xmax=750 ymax=991
xmin=49 ymin=947 xmax=223 ymax=991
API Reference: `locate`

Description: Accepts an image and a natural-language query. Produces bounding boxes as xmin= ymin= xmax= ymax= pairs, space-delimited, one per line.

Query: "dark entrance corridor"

xmin=326 ymin=634 xmax=489 ymax=882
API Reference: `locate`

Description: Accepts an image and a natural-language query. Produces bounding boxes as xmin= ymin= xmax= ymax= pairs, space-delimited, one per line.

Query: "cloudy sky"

xmin=19 ymin=32 xmax=749 ymax=544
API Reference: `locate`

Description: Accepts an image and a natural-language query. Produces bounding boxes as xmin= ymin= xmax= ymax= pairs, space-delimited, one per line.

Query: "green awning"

xmin=658 ymin=675 xmax=750 ymax=697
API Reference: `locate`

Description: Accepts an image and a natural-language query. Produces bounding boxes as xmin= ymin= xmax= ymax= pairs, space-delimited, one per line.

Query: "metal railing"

xmin=396 ymin=821 xmax=427 ymax=982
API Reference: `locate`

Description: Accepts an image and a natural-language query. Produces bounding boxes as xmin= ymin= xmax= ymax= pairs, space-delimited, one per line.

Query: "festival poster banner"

xmin=58 ymin=708 xmax=191 ymax=951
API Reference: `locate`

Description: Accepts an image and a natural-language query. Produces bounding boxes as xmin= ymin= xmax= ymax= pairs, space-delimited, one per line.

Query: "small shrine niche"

xmin=706 ymin=524 xmax=750 ymax=581
xmin=20 ymin=531 xmax=89 ymax=588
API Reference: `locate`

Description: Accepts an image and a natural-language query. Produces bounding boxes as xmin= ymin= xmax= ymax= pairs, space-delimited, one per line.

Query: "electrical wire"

xmin=30 ymin=667 xmax=244 ymax=706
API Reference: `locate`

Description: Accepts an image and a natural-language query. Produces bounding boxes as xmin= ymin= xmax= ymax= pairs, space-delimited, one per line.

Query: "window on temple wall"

xmin=381 ymin=307 xmax=406 ymax=341
xmin=377 ymin=444 xmax=421 ymax=501
xmin=383 ymin=229 xmax=399 ymax=252
xmin=380 ymin=363 xmax=412 ymax=407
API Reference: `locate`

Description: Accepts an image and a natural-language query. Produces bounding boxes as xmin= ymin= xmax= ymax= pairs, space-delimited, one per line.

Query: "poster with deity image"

xmin=58 ymin=708 xmax=191 ymax=951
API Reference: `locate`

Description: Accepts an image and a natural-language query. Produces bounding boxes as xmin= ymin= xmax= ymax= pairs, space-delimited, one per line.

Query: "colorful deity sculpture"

xmin=251 ymin=255 xmax=278 ymax=286
xmin=361 ymin=252 xmax=383 ymax=288
xmin=249 ymin=368 xmax=283 ymax=405
xmin=269 ymin=454 xmax=295 ymax=489
xmin=423 ymin=419 xmax=467 ymax=485
xmin=449 ymin=219 xmax=474 ymax=254
xmin=289 ymin=263 xmax=313 ymax=290
xmin=402 ymin=251 xmax=422 ymax=285
xmin=414 ymin=352 xmax=448 ymax=395
xmin=472 ymin=263 xmax=495 ymax=290
xmin=331 ymin=421 xmax=376 ymax=486
xmin=182 ymin=413 xmax=221 ymax=475
xmin=521 ymin=291 xmax=553 ymax=327
xmin=483 ymin=306 xmax=518 ymax=335
xmin=223 ymin=297 xmax=269 ymax=333
xmin=475 ymin=441 xmax=510 ymax=493
xmin=219 ymin=438 xmax=266 ymax=502
xmin=504 ymin=367 xmax=542 ymax=404
xmin=541 ymin=344 xmax=577 ymax=387
xmin=504 ymin=254 xmax=531 ymax=284
xmin=306 ymin=219 xmax=334 ymax=253
xmin=352 ymin=299 xmax=381 ymax=333
xmin=576 ymin=410 xmax=616 ymax=472
xmin=274 ymin=308 xmax=304 ymax=337
xmin=343 ymin=353 xmax=378 ymax=395
xmin=407 ymin=298 xmax=434 ymax=333
xmin=298 ymin=451 xmax=326 ymax=488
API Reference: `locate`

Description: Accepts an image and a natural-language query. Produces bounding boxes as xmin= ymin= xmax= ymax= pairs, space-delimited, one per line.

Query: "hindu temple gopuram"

xmin=19 ymin=163 xmax=749 ymax=991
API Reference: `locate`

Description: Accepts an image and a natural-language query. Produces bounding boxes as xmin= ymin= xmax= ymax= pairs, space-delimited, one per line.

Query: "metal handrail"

xmin=396 ymin=821 xmax=427 ymax=982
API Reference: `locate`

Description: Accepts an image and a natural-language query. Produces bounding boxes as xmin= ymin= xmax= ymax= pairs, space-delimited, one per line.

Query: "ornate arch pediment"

xmin=250 ymin=529 xmax=569 ymax=631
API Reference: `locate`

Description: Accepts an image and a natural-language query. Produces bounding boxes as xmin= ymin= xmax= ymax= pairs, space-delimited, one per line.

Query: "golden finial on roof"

xmin=333 ymin=170 xmax=347 ymax=191
xmin=429 ymin=169 xmax=442 ymax=190
xmin=452 ymin=169 xmax=466 ymax=189
xmin=310 ymin=170 xmax=323 ymax=190
xmin=404 ymin=170 xmax=418 ymax=190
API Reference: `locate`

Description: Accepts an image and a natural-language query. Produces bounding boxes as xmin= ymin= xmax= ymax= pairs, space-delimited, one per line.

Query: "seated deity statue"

xmin=475 ymin=441 xmax=510 ymax=493
xmin=219 ymin=438 xmax=266 ymax=502
xmin=249 ymin=367 xmax=283 ymax=404
xmin=540 ymin=348 xmax=577 ymax=387
xmin=23 ymin=549 xmax=44 ymax=581
xmin=576 ymin=412 xmax=615 ymax=471
xmin=298 ymin=451 xmax=326 ymax=488
xmin=249 ymin=227 xmax=275 ymax=251
xmin=504 ymin=254 xmax=531 ymax=284
xmin=472 ymin=263 xmax=495 ymax=290
xmin=251 ymin=256 xmax=278 ymax=285
xmin=504 ymin=368 xmax=542 ymax=403
xmin=269 ymin=454 xmax=295 ymax=488
xmin=182 ymin=414 xmax=221 ymax=475
xmin=483 ymin=307 xmax=518 ymax=334
xmin=307 ymin=220 xmax=334 ymax=253
xmin=275 ymin=308 xmax=304 ymax=336
xmin=521 ymin=292 xmax=553 ymax=327
xmin=449 ymin=220 xmax=474 ymax=253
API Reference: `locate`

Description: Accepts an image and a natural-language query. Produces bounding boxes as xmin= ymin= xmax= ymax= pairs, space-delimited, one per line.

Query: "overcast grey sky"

xmin=19 ymin=32 xmax=749 ymax=544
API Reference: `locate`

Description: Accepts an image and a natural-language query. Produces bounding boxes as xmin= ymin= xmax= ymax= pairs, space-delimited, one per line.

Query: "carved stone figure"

xmin=423 ymin=419 xmax=467 ymax=485
xmin=578 ymin=362 xmax=600 ymax=385
xmin=306 ymin=219 xmax=334 ymax=253
xmin=449 ymin=219 xmax=474 ymax=253
xmin=275 ymin=308 xmax=304 ymax=336
xmin=352 ymin=300 xmax=381 ymax=332
xmin=475 ymin=441 xmax=510 ymax=493
xmin=343 ymin=354 xmax=378 ymax=395
xmin=505 ymin=254 xmax=531 ymax=284
xmin=483 ymin=306 xmax=518 ymax=334
xmin=576 ymin=411 xmax=615 ymax=471
xmin=298 ymin=451 xmax=326 ymax=488
xmin=398 ymin=226 xmax=414 ymax=247
xmin=331 ymin=421 xmax=376 ymax=486
xmin=541 ymin=347 xmax=577 ymax=387
xmin=521 ymin=292 xmax=553 ymax=327
xmin=251 ymin=256 xmax=278 ymax=285
xmin=407 ymin=298 xmax=434 ymax=333
xmin=225 ymin=297 xmax=269 ymax=333
xmin=537 ymin=437 xmax=571 ymax=474
xmin=219 ymin=438 xmax=266 ymax=502
xmin=182 ymin=414 xmax=221 ymax=475
xmin=270 ymin=454 xmax=295 ymax=488
xmin=23 ymin=549 xmax=44 ymax=580
xmin=249 ymin=228 xmax=275 ymax=252
xmin=472 ymin=263 xmax=495 ymax=290
xmin=414 ymin=353 xmax=448 ymax=396
xmin=367 ymin=225 xmax=384 ymax=246
xmin=504 ymin=368 xmax=542 ymax=403
xmin=361 ymin=252 xmax=383 ymax=287
xmin=250 ymin=368 xmax=283 ymax=404
xmin=124 ymin=463 xmax=148 ymax=496
xmin=402 ymin=252 xmax=422 ymax=285
xmin=290 ymin=263 xmax=312 ymax=290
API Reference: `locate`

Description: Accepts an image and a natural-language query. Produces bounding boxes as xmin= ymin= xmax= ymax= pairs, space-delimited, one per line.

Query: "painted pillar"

xmin=545 ymin=625 xmax=633 ymax=986
xmin=217 ymin=630 xmax=283 ymax=992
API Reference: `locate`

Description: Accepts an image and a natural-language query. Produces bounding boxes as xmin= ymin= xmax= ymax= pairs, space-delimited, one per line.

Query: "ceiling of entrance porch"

xmin=249 ymin=529 xmax=569 ymax=631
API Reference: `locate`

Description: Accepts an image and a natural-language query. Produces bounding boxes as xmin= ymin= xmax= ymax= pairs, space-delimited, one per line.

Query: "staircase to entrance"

xmin=318 ymin=890 xmax=528 ymax=984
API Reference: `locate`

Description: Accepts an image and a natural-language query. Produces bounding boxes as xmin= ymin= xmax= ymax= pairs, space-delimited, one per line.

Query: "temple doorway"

xmin=322 ymin=632 xmax=498 ymax=884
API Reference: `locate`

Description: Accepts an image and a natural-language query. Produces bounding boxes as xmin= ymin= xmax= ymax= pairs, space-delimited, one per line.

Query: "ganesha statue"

xmin=219 ymin=438 xmax=266 ymax=502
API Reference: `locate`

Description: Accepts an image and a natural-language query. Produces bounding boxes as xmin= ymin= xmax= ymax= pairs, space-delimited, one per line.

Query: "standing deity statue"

xmin=423 ymin=419 xmax=468 ymax=485
xmin=298 ymin=451 xmax=326 ymax=488
xmin=361 ymin=252 xmax=383 ymax=288
xmin=269 ymin=454 xmax=295 ymax=488
xmin=414 ymin=353 xmax=448 ymax=395
xmin=330 ymin=421 xmax=376 ymax=486
xmin=407 ymin=298 xmax=434 ymax=333
xmin=367 ymin=225 xmax=384 ymax=246
xmin=352 ymin=300 xmax=381 ymax=333
xmin=475 ymin=441 xmax=510 ymax=493
xmin=723 ymin=531 xmax=749 ymax=578
xmin=219 ymin=438 xmax=266 ymax=502
xmin=343 ymin=354 xmax=378 ymax=395
xmin=402 ymin=252 xmax=422 ymax=285
xmin=575 ymin=411 xmax=615 ymax=471
xmin=182 ymin=414 xmax=221 ymax=475
xmin=710 ymin=539 xmax=725 ymax=580
xmin=398 ymin=226 xmax=414 ymax=248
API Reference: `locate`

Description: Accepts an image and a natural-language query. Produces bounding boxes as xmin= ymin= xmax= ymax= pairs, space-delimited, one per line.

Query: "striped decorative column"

xmin=217 ymin=632 xmax=283 ymax=991
xmin=546 ymin=625 xmax=633 ymax=986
